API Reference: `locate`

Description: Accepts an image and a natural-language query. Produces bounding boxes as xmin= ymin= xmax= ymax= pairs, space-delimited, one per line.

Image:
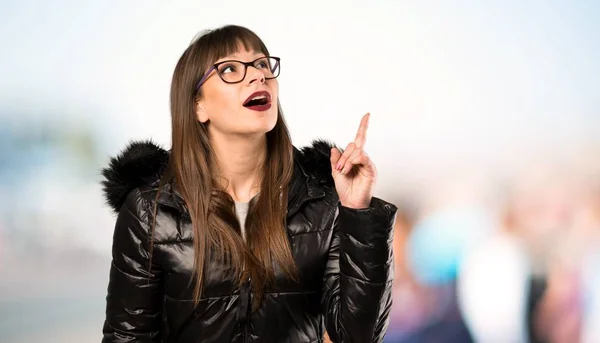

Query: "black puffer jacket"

xmin=100 ymin=140 xmax=397 ymax=343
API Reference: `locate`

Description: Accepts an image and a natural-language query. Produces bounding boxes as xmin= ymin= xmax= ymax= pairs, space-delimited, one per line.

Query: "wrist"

xmin=340 ymin=199 xmax=371 ymax=210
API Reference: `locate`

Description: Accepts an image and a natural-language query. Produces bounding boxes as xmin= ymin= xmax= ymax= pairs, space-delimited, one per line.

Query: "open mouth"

xmin=243 ymin=91 xmax=271 ymax=108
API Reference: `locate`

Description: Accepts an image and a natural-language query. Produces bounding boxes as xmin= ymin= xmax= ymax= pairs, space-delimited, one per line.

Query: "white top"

xmin=234 ymin=201 xmax=250 ymax=241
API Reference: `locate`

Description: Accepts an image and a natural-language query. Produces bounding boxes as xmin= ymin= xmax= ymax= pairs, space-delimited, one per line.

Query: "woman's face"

xmin=196 ymin=49 xmax=279 ymax=138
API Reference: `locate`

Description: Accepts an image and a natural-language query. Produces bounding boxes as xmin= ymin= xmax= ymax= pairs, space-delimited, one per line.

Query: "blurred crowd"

xmin=375 ymin=160 xmax=600 ymax=343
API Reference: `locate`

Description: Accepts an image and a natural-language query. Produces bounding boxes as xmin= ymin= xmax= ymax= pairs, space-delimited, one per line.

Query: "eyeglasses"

xmin=195 ymin=56 xmax=281 ymax=92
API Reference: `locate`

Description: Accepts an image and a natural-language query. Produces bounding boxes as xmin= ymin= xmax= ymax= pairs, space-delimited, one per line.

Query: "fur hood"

xmin=100 ymin=139 xmax=337 ymax=213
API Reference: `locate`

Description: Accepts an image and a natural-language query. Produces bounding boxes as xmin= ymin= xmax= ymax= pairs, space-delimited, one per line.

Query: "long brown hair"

xmin=155 ymin=25 xmax=297 ymax=308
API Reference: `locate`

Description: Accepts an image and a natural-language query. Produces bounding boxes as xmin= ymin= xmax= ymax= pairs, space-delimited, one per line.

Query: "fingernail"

xmin=336 ymin=163 xmax=341 ymax=170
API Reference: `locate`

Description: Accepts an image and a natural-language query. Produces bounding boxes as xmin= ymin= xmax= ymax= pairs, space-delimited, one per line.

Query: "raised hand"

xmin=330 ymin=113 xmax=377 ymax=209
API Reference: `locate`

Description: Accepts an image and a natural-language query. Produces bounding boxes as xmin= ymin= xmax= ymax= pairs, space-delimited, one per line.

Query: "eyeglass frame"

xmin=194 ymin=56 xmax=281 ymax=92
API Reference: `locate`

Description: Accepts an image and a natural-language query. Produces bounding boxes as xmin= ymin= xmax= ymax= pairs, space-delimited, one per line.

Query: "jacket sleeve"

xmin=321 ymin=196 xmax=397 ymax=343
xmin=102 ymin=189 xmax=164 ymax=342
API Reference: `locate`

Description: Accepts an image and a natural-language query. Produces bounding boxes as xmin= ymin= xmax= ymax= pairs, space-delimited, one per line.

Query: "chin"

xmin=245 ymin=108 xmax=278 ymax=133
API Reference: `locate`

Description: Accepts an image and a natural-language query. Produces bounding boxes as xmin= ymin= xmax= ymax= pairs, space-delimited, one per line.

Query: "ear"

xmin=196 ymin=100 xmax=209 ymax=123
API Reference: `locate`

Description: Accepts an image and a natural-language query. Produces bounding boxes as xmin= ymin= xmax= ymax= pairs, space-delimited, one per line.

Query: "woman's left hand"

xmin=330 ymin=113 xmax=377 ymax=209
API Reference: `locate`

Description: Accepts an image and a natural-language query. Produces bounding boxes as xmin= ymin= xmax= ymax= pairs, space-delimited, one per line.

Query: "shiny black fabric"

xmin=100 ymin=140 xmax=398 ymax=343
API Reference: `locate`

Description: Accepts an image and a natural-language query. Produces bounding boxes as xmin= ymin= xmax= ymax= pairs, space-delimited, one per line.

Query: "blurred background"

xmin=1 ymin=0 xmax=599 ymax=342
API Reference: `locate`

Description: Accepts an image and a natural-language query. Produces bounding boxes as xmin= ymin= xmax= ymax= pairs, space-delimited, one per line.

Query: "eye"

xmin=220 ymin=63 xmax=237 ymax=74
xmin=255 ymin=59 xmax=270 ymax=69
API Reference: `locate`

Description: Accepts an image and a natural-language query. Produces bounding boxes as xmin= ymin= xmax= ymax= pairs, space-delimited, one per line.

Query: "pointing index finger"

xmin=354 ymin=113 xmax=370 ymax=148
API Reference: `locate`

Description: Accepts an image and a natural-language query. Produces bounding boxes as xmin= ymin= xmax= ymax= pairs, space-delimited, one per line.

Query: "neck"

xmin=210 ymin=131 xmax=267 ymax=203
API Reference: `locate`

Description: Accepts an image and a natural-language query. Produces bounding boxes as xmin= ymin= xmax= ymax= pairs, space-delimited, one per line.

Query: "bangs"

xmin=195 ymin=26 xmax=269 ymax=65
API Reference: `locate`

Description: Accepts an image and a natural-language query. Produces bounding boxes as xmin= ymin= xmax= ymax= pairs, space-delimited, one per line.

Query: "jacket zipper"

xmin=244 ymin=277 xmax=251 ymax=343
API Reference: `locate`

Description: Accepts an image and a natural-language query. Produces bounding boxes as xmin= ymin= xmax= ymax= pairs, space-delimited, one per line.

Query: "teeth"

xmin=251 ymin=95 xmax=266 ymax=101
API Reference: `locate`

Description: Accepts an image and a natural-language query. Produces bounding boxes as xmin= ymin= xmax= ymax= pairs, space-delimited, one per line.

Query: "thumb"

xmin=330 ymin=147 xmax=342 ymax=174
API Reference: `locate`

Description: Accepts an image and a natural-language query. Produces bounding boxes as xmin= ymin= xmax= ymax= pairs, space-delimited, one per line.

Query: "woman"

xmin=101 ymin=25 xmax=397 ymax=343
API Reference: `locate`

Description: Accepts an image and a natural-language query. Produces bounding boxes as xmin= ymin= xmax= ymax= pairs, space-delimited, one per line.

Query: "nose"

xmin=245 ymin=65 xmax=265 ymax=85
